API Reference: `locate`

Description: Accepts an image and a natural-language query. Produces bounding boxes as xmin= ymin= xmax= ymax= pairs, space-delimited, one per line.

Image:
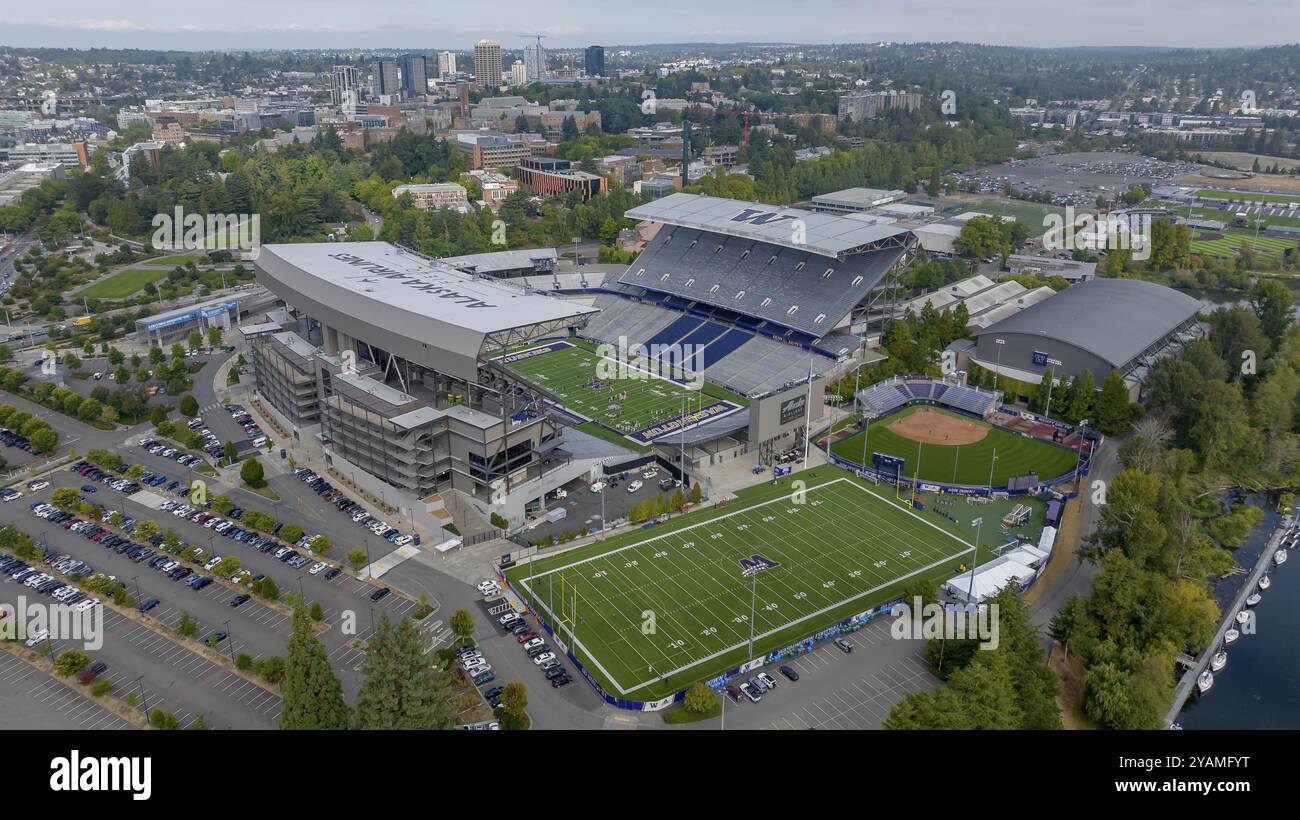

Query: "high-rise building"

xmin=473 ymin=40 xmax=503 ymax=90
xmin=523 ymin=43 xmax=546 ymax=83
xmin=584 ymin=45 xmax=605 ymax=78
xmin=837 ymin=90 xmax=923 ymax=123
xmin=437 ymin=51 xmax=457 ymax=79
xmin=399 ymin=54 xmax=428 ymax=96
xmin=371 ymin=60 xmax=401 ymax=98
xmin=510 ymin=60 xmax=528 ymax=87
xmin=330 ymin=65 xmax=360 ymax=106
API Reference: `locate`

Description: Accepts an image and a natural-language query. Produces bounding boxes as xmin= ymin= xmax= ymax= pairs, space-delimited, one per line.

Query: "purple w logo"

xmin=731 ymin=208 xmax=798 ymax=226
xmin=739 ymin=554 xmax=781 ymax=573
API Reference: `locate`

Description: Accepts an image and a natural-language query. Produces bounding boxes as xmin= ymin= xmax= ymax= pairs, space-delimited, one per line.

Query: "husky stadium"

xmin=247 ymin=193 xmax=919 ymax=531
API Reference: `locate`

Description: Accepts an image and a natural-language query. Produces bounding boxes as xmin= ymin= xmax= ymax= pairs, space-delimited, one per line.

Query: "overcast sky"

xmin=2 ymin=0 xmax=1296 ymax=51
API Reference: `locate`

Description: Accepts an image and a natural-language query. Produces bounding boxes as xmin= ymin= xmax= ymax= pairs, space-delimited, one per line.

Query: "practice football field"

xmin=507 ymin=475 xmax=976 ymax=699
xmin=497 ymin=341 xmax=743 ymax=442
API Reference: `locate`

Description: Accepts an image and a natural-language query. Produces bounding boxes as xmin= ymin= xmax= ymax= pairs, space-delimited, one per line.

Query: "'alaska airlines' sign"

xmin=326 ymin=252 xmax=497 ymax=309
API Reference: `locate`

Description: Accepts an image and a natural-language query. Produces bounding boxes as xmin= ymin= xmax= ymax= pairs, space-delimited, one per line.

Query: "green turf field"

xmin=79 ymin=267 xmax=170 ymax=299
xmin=1189 ymin=230 xmax=1297 ymax=259
xmin=506 ymin=473 xmax=982 ymax=699
xmin=828 ymin=405 xmax=1080 ymax=486
xmin=499 ymin=341 xmax=744 ymax=442
xmin=1194 ymin=189 xmax=1300 ymax=206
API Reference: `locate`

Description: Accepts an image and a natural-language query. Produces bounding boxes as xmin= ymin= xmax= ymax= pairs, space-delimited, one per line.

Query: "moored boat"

xmin=1197 ymin=670 xmax=1214 ymax=693
xmin=1246 ymin=592 xmax=1262 ymax=606
xmin=1210 ymin=651 xmax=1227 ymax=672
xmin=1224 ymin=628 xmax=1240 ymax=644
xmin=1277 ymin=548 xmax=1289 ymax=566
xmin=1259 ymin=574 xmax=1271 ymax=591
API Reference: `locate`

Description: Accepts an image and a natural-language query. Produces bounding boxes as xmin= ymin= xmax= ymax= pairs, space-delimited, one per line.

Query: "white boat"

xmin=1259 ymin=574 xmax=1271 ymax=591
xmin=1276 ymin=549 xmax=1289 ymax=566
xmin=1224 ymin=628 xmax=1240 ymax=644
xmin=1197 ymin=670 xmax=1214 ymax=694
xmin=1246 ymin=593 xmax=1262 ymax=606
xmin=1236 ymin=609 xmax=1251 ymax=625
xmin=1210 ymin=651 xmax=1227 ymax=672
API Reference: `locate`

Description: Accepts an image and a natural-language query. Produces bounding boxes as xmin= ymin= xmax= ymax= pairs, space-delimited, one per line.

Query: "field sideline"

xmin=507 ymin=474 xmax=977 ymax=699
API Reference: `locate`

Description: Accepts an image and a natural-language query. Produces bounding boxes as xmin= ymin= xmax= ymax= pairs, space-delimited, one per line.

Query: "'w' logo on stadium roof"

xmin=731 ymin=208 xmax=798 ymax=226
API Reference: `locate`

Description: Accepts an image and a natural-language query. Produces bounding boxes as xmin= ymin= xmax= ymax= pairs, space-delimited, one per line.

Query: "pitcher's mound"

xmin=887 ymin=407 xmax=989 ymax=446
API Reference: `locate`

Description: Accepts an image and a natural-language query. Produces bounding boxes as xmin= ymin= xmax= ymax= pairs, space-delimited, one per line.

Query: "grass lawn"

xmin=506 ymin=471 xmax=993 ymax=700
xmin=139 ymin=253 xmax=209 ymax=267
xmin=828 ymin=405 xmax=1080 ymax=486
xmin=499 ymin=340 xmax=745 ymax=444
xmin=79 ymin=267 xmax=169 ymax=299
xmin=961 ymin=198 xmax=1067 ymax=229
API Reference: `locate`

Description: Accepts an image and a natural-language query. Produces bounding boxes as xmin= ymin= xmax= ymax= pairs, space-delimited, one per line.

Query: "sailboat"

xmin=1236 ymin=609 xmax=1252 ymax=625
xmin=1275 ymin=548 xmax=1289 ymax=566
xmin=1197 ymin=670 xmax=1214 ymax=694
xmin=1224 ymin=628 xmax=1240 ymax=644
xmin=1259 ymin=574 xmax=1271 ymax=591
xmin=1246 ymin=592 xmax=1262 ymax=606
xmin=1210 ymin=651 xmax=1227 ymax=672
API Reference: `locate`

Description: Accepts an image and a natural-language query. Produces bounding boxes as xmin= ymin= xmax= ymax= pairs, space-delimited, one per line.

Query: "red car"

xmin=516 ymin=631 xmax=540 ymax=644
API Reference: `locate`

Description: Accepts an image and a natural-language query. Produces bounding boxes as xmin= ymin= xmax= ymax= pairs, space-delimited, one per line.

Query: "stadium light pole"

xmin=744 ymin=564 xmax=765 ymax=660
xmin=993 ymin=338 xmax=1006 ymax=385
xmin=1074 ymin=419 xmax=1090 ymax=491
xmin=987 ymin=449 xmax=998 ymax=497
xmin=966 ymin=517 xmax=984 ymax=604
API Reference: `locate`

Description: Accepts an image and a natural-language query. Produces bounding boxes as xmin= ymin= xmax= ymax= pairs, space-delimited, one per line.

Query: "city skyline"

xmin=2 ymin=0 xmax=1298 ymax=50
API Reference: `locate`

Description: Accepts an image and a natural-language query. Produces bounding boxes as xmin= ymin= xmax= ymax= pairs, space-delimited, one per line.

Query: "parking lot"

xmin=0 ymin=652 xmax=134 ymax=730
xmin=715 ymin=616 xmax=940 ymax=730
xmin=524 ymin=463 xmax=681 ymax=544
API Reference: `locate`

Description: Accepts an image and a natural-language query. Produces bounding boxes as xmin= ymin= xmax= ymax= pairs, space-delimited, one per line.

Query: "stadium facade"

xmin=251 ymin=242 xmax=599 ymax=526
xmin=967 ymin=278 xmax=1203 ymax=393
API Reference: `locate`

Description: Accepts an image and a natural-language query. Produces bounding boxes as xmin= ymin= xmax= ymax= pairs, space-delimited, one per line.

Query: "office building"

xmin=585 ymin=45 xmax=605 ymax=78
xmin=371 ymin=60 xmax=401 ymax=98
xmin=437 ymin=51 xmax=457 ymax=79
xmin=399 ymin=54 xmax=428 ymax=96
xmin=524 ymin=43 xmax=546 ymax=83
xmin=473 ymin=40 xmax=503 ymax=90
xmin=515 ymin=157 xmax=607 ymax=200
xmin=330 ymin=65 xmax=361 ymax=107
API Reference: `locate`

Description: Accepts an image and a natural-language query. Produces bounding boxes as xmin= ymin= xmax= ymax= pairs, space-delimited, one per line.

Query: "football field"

xmin=497 ymin=340 xmax=744 ymax=443
xmin=507 ymin=475 xmax=976 ymax=699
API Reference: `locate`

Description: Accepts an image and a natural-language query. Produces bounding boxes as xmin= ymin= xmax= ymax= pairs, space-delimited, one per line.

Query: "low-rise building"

xmin=392 ymin=182 xmax=470 ymax=212
xmin=516 ymin=157 xmax=606 ymax=200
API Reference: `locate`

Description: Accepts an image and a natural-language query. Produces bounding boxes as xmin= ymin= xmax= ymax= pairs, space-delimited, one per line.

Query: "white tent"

xmin=944 ymin=554 xmax=1039 ymax=603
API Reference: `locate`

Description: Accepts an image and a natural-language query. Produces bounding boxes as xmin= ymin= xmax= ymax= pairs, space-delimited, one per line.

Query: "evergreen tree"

xmin=352 ymin=614 xmax=458 ymax=729
xmin=1095 ymin=370 xmax=1133 ymax=435
xmin=280 ymin=608 xmax=350 ymax=729
xmin=1065 ymin=369 xmax=1095 ymax=424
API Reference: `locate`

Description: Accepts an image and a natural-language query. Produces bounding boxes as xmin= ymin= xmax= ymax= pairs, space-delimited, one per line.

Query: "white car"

xmin=757 ymin=672 xmax=778 ymax=690
xmin=24 ymin=629 xmax=49 ymax=647
xmin=204 ymin=556 xmax=222 ymax=570
xmin=476 ymin=579 xmax=500 ymax=594
xmin=532 ymin=652 xmax=557 ymax=666
xmin=497 ymin=611 xmax=521 ymax=626
xmin=28 ymin=480 xmax=49 ymax=491
xmin=627 ymin=480 xmax=643 ymax=493
xmin=522 ymin=637 xmax=545 ymax=651
xmin=589 ymin=481 xmax=606 ymax=493
xmin=308 ymin=562 xmax=326 ymax=575
xmin=73 ymin=598 xmax=99 ymax=613
xmin=393 ymin=534 xmax=413 ymax=546
xmin=642 ymin=469 xmax=658 ymax=480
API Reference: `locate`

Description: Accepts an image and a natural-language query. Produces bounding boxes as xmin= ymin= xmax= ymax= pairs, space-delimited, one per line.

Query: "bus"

xmin=72 ymin=316 xmax=93 ymax=327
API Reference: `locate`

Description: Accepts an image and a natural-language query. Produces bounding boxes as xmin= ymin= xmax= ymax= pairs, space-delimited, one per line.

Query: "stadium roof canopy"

xmin=625 ymin=193 xmax=913 ymax=259
xmin=972 ymin=279 xmax=1202 ymax=370
xmin=257 ymin=242 xmax=594 ymax=335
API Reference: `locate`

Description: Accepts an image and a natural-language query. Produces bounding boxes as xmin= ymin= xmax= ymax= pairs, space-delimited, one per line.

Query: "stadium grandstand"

xmin=588 ymin=193 xmax=919 ymax=399
xmin=856 ymin=376 xmax=999 ymax=419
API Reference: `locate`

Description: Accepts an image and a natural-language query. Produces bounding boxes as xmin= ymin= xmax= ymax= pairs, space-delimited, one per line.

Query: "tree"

xmin=279 ymin=524 xmax=303 ymax=543
xmin=53 ymin=649 xmax=90 ymax=677
xmin=260 ymin=656 xmax=286 ymax=684
xmin=346 ymin=549 xmax=368 ymax=569
xmin=1251 ymin=278 xmax=1294 ymax=346
xmin=1064 ymin=369 xmax=1095 ymax=424
xmin=212 ymin=494 xmax=234 ymax=514
xmin=683 ymin=681 xmax=717 ymax=714
xmin=449 ymin=609 xmax=475 ymax=646
xmin=178 ymin=394 xmax=199 ymax=418
xmin=279 ymin=609 xmax=350 ymax=729
xmin=1094 ymin=371 xmax=1132 ymax=435
xmin=149 ymin=709 xmax=180 ymax=730
xmin=29 ymin=427 xmax=58 ymax=454
xmin=223 ymin=441 xmax=238 ymax=464
xmin=496 ymin=681 xmax=529 ymax=730
xmin=208 ymin=326 xmax=223 ymax=348
xmin=51 ymin=487 xmax=80 ymax=509
xmin=149 ymin=404 xmax=167 ymax=426
xmin=352 ymin=614 xmax=458 ymax=729
xmin=240 ymin=457 xmax=265 ymax=488
xmin=691 ymin=481 xmax=702 ymax=504
xmin=176 ymin=611 xmax=199 ymax=638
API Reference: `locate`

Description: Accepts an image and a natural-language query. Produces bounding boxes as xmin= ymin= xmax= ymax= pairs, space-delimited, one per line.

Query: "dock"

xmin=1163 ymin=514 xmax=1292 ymax=728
